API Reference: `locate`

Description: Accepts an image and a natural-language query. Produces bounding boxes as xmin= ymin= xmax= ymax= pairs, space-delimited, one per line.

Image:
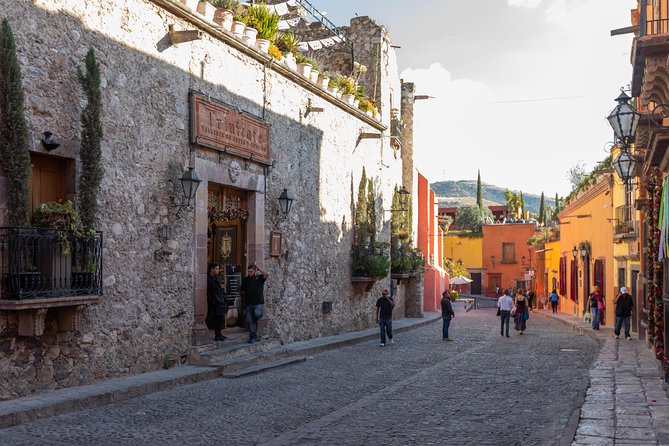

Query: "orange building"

xmin=417 ymin=172 xmax=448 ymax=311
xmin=482 ymin=223 xmax=537 ymax=297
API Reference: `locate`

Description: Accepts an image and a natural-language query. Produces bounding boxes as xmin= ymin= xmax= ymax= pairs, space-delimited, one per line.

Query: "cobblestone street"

xmin=0 ymin=306 xmax=600 ymax=445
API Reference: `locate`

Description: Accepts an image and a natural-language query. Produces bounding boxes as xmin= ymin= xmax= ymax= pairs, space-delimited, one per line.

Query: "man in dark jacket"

xmin=207 ymin=263 xmax=229 ymax=341
xmin=614 ymin=286 xmax=634 ymax=340
xmin=440 ymin=291 xmax=455 ymax=341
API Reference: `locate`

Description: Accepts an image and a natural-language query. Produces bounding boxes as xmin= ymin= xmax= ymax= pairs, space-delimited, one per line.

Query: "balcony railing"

xmin=613 ymin=206 xmax=635 ymax=236
xmin=640 ymin=0 xmax=669 ymax=37
xmin=0 ymin=227 xmax=103 ymax=300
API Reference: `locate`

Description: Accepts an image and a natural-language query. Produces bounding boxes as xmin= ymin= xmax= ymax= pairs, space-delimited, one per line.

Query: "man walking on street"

xmin=498 ymin=289 xmax=513 ymax=338
xmin=240 ymin=264 xmax=269 ymax=344
xmin=614 ymin=286 xmax=634 ymax=340
xmin=376 ymin=289 xmax=394 ymax=347
xmin=440 ymin=291 xmax=455 ymax=341
xmin=527 ymin=288 xmax=536 ymax=310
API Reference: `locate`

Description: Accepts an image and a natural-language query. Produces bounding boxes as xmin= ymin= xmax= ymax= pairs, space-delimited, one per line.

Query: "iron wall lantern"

xmin=612 ymin=150 xmax=635 ymax=184
xmin=606 ymin=90 xmax=639 ymax=146
xmin=278 ymin=188 xmax=294 ymax=217
xmin=572 ymin=247 xmax=578 ymax=258
xmin=173 ymin=167 xmax=201 ymax=216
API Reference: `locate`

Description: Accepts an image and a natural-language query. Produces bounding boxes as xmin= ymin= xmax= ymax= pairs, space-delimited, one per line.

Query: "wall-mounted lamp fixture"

xmin=521 ymin=256 xmax=526 ymax=266
xmin=490 ymin=255 xmax=495 ymax=269
xmin=572 ymin=246 xmax=578 ymax=258
xmin=172 ymin=167 xmax=202 ymax=216
xmin=278 ymin=188 xmax=294 ymax=217
xmin=41 ymin=131 xmax=60 ymax=151
xmin=580 ymin=247 xmax=588 ymax=258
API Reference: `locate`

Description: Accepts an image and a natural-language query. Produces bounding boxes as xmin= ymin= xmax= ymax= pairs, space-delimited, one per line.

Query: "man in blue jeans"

xmin=440 ymin=291 xmax=455 ymax=341
xmin=241 ymin=264 xmax=269 ymax=344
xmin=376 ymin=289 xmax=395 ymax=347
xmin=497 ymin=289 xmax=513 ymax=338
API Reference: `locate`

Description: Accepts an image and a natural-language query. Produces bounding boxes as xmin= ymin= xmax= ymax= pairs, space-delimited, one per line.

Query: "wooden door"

xmin=30 ymin=155 xmax=68 ymax=212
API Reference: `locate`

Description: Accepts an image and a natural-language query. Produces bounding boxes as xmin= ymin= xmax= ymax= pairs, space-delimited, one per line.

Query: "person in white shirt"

xmin=498 ymin=289 xmax=514 ymax=338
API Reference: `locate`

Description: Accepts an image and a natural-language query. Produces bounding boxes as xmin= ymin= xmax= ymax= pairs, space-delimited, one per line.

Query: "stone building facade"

xmin=0 ymin=0 xmax=423 ymax=399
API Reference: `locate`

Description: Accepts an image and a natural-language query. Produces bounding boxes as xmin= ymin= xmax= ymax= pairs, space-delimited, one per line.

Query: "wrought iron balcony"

xmin=0 ymin=227 xmax=103 ymax=300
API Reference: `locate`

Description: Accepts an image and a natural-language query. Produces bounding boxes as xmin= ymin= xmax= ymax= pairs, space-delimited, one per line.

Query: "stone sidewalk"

xmin=0 ymin=312 xmax=442 ymax=429
xmin=536 ymin=309 xmax=669 ymax=445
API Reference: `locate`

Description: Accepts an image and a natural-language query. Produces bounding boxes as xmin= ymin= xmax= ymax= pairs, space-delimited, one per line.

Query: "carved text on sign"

xmin=191 ymin=92 xmax=270 ymax=164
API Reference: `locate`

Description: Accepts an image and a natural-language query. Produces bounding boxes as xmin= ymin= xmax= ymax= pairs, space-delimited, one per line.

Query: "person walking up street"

xmin=527 ymin=288 xmax=536 ymax=310
xmin=440 ymin=291 xmax=455 ymax=341
xmin=376 ymin=289 xmax=395 ymax=347
xmin=614 ymin=286 xmax=634 ymax=340
xmin=514 ymin=289 xmax=528 ymax=335
xmin=588 ymin=286 xmax=604 ymax=330
xmin=240 ymin=264 xmax=269 ymax=344
xmin=498 ymin=289 xmax=513 ymax=338
xmin=549 ymin=289 xmax=559 ymax=313
xmin=206 ymin=263 xmax=229 ymax=342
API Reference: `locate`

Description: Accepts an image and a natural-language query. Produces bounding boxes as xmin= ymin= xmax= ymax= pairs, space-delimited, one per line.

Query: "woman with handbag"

xmin=588 ymin=286 xmax=604 ymax=330
xmin=513 ymin=289 xmax=528 ymax=335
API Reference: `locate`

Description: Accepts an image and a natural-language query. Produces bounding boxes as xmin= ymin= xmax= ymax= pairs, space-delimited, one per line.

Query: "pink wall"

xmin=417 ymin=171 xmax=448 ymax=311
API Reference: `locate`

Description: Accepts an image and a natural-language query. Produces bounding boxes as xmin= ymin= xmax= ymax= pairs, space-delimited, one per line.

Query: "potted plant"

xmin=295 ymin=53 xmax=312 ymax=78
xmin=308 ymin=59 xmax=321 ymax=83
xmin=32 ymin=201 xmax=82 ymax=256
xmin=197 ymin=1 xmax=217 ymax=21
xmin=267 ymin=43 xmax=283 ymax=61
xmin=338 ymin=75 xmax=356 ymax=105
xmin=211 ymin=0 xmax=240 ymax=31
xmin=231 ymin=8 xmax=247 ymax=38
xmin=358 ymin=98 xmax=376 ymax=117
xmin=245 ymin=3 xmax=280 ymax=54
xmin=317 ymin=71 xmax=330 ymax=90
xmin=327 ymin=76 xmax=339 ymax=95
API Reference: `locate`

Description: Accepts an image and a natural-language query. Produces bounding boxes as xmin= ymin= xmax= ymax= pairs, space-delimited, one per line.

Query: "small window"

xmin=502 ymin=242 xmax=515 ymax=263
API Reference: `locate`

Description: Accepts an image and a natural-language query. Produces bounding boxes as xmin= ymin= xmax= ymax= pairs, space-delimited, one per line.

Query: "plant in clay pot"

xmin=338 ymin=75 xmax=357 ymax=105
xmin=210 ymin=0 xmax=240 ymax=30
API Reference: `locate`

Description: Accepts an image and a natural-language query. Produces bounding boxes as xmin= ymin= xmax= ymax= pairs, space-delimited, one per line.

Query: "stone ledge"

xmin=150 ymin=0 xmax=387 ymax=131
xmin=0 ymin=296 xmax=100 ymax=336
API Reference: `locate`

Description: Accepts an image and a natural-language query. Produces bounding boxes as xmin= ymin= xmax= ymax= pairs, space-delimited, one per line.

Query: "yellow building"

xmin=540 ymin=239 xmax=561 ymax=307
xmin=558 ymin=172 xmax=615 ymax=323
xmin=443 ymin=233 xmax=482 ymax=293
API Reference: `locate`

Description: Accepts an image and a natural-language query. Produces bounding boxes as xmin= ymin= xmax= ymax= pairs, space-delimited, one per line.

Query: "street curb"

xmin=0 ymin=366 xmax=219 ymax=429
xmin=0 ymin=313 xmax=441 ymax=429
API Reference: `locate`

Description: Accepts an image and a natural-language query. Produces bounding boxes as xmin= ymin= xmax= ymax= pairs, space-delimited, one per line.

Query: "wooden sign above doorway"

xmin=190 ymin=91 xmax=271 ymax=164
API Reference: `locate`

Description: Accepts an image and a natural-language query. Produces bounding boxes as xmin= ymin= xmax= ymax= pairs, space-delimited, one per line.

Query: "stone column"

xmin=192 ymin=159 xmax=210 ymax=345
xmin=400 ymin=81 xmax=415 ymax=194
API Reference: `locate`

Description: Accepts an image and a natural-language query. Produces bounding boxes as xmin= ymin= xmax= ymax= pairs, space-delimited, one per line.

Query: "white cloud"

xmin=507 ymin=0 xmax=543 ymax=8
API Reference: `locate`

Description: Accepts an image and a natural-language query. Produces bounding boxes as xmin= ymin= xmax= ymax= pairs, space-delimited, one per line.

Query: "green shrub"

xmin=245 ymin=3 xmax=280 ymax=41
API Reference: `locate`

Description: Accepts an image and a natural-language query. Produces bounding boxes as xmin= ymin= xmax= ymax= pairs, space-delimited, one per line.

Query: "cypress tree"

xmin=77 ymin=48 xmax=103 ymax=230
xmin=0 ymin=19 xmax=31 ymax=226
xmin=555 ymin=193 xmax=559 ymax=211
xmin=539 ymin=192 xmax=545 ymax=225
xmin=355 ymin=167 xmax=367 ymax=243
xmin=367 ymin=178 xmax=376 ymax=244
xmin=520 ymin=191 xmax=525 ymax=218
xmin=476 ymin=169 xmax=483 ymax=210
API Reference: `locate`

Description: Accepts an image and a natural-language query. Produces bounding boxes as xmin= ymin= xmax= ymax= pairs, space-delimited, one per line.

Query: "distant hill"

xmin=430 ymin=180 xmax=543 ymax=214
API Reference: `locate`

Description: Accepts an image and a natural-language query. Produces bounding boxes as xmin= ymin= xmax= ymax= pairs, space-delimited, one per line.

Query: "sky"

xmin=316 ymin=0 xmax=635 ymax=197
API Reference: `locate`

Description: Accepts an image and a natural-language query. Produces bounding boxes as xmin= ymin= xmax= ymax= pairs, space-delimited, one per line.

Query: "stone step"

xmin=221 ymin=356 xmax=307 ymax=379
xmin=189 ymin=338 xmax=282 ymax=366
xmin=210 ymin=346 xmax=290 ymax=373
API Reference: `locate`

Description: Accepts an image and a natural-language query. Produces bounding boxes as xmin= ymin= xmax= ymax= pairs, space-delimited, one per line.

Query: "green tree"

xmin=354 ymin=167 xmax=368 ymax=243
xmin=567 ymin=161 xmax=587 ymax=189
xmin=476 ymin=169 xmax=482 ymax=210
xmin=504 ymin=189 xmax=522 ymax=218
xmin=538 ymin=192 xmax=545 ymax=225
xmin=77 ymin=48 xmax=103 ymax=229
xmin=0 ymin=19 xmax=31 ymax=226
xmin=520 ymin=191 xmax=525 ymax=217
xmin=455 ymin=204 xmax=485 ymax=232
xmin=366 ymin=178 xmax=376 ymax=244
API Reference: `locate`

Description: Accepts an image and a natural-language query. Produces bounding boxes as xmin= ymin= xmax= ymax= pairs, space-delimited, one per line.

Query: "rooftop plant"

xmin=245 ymin=3 xmax=281 ymax=41
xmin=210 ymin=0 xmax=241 ymax=14
xmin=276 ymin=31 xmax=301 ymax=55
xmin=338 ymin=75 xmax=357 ymax=95
xmin=268 ymin=42 xmax=283 ymax=60
xmin=294 ymin=53 xmax=311 ymax=65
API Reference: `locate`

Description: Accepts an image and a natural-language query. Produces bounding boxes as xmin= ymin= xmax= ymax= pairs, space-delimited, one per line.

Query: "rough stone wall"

xmin=0 ymin=0 xmax=412 ymax=398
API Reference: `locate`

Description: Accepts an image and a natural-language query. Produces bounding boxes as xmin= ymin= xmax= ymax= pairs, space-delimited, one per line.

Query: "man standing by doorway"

xmin=207 ymin=263 xmax=228 ymax=342
xmin=241 ymin=264 xmax=269 ymax=344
